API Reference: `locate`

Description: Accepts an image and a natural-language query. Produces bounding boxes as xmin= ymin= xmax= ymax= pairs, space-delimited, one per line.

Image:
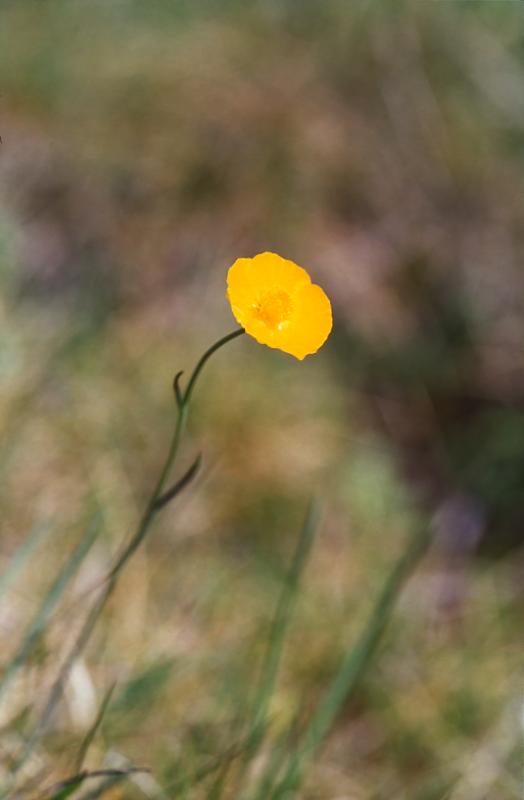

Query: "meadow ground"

xmin=0 ymin=3 xmax=523 ymax=798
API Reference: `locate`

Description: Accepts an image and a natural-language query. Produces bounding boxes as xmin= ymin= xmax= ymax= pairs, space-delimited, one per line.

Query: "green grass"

xmin=0 ymin=1 xmax=522 ymax=797
xmin=0 ymin=310 xmax=519 ymax=797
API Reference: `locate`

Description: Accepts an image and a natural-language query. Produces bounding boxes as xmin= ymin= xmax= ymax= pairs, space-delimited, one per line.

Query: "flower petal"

xmin=276 ymin=282 xmax=333 ymax=359
xmin=227 ymin=252 xmax=310 ymax=310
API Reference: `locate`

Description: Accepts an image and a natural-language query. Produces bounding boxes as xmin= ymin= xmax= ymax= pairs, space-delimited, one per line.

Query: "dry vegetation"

xmin=0 ymin=2 xmax=523 ymax=798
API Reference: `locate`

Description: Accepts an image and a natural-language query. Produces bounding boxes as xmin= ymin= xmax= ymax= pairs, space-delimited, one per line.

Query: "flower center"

xmin=253 ymin=290 xmax=293 ymax=330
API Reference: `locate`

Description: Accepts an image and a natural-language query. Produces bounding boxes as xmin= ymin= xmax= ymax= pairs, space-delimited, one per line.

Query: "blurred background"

xmin=0 ymin=2 xmax=523 ymax=798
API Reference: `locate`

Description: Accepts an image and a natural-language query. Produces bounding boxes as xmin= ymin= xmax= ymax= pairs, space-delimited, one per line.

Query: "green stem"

xmin=9 ymin=328 xmax=244 ymax=783
xmin=183 ymin=328 xmax=245 ymax=406
xmin=108 ymin=328 xmax=244 ymax=579
xmin=108 ymin=402 xmax=188 ymax=578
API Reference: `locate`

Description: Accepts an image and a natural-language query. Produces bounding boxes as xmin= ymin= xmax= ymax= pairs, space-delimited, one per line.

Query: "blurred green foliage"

xmin=0 ymin=1 xmax=523 ymax=798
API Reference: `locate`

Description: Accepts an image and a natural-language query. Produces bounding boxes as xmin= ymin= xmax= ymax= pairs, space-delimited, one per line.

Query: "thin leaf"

xmin=76 ymin=776 xmax=122 ymax=800
xmin=152 ymin=453 xmax=202 ymax=512
xmin=270 ymin=525 xmax=431 ymax=798
xmin=163 ymin=740 xmax=248 ymax=798
xmin=206 ymin=758 xmax=232 ymax=800
xmin=40 ymin=768 xmax=147 ymax=800
xmin=0 ymin=522 xmax=50 ymax=602
xmin=248 ymin=501 xmax=319 ymax=736
xmin=112 ymin=659 xmax=174 ymax=716
xmin=75 ymin=683 xmax=116 ymax=772
xmin=233 ymin=501 xmax=320 ymax=796
xmin=47 ymin=776 xmax=83 ymax=800
xmin=173 ymin=370 xmax=185 ymax=409
xmin=250 ymin=710 xmax=302 ymax=800
xmin=0 ymin=516 xmax=100 ymax=705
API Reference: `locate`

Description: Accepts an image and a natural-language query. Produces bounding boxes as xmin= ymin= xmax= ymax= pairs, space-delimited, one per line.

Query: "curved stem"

xmin=10 ymin=328 xmax=244 ymax=783
xmin=183 ymin=328 xmax=244 ymax=406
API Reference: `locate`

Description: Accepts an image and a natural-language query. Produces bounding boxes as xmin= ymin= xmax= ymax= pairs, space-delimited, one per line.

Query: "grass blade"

xmin=40 ymin=768 xmax=147 ymax=800
xmin=76 ymin=777 xmax=123 ymax=800
xmin=0 ymin=516 xmax=100 ymax=706
xmin=271 ymin=524 xmax=431 ymax=798
xmin=163 ymin=740 xmax=248 ymax=799
xmin=250 ymin=709 xmax=302 ymax=800
xmin=248 ymin=501 xmax=320 ymax=738
xmin=0 ymin=522 xmax=50 ymax=603
xmin=232 ymin=501 xmax=320 ymax=796
xmin=75 ymin=683 xmax=116 ymax=772
xmin=206 ymin=756 xmax=233 ymax=800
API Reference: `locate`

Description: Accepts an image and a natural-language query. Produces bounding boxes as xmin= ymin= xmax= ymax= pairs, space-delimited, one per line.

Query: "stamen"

xmin=253 ymin=290 xmax=293 ymax=329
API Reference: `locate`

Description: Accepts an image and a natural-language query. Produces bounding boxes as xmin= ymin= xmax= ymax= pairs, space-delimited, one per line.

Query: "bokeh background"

xmin=1 ymin=2 xmax=523 ymax=798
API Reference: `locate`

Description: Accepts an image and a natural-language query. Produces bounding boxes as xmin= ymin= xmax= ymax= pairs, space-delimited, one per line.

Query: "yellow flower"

xmin=226 ymin=252 xmax=332 ymax=360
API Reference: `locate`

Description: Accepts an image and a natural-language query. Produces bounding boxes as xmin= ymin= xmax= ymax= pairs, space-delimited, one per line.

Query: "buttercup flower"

xmin=226 ymin=252 xmax=332 ymax=360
